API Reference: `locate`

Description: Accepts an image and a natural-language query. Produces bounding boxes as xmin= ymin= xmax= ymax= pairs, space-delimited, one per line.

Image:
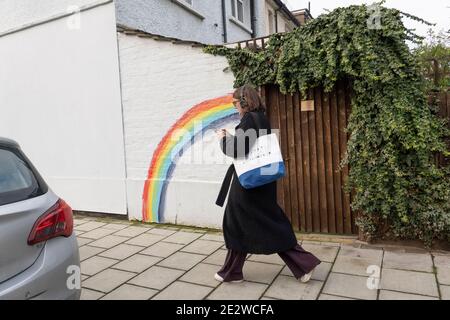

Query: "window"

xmin=285 ymin=23 xmax=293 ymax=33
xmin=268 ymin=10 xmax=275 ymax=34
xmin=231 ymin=0 xmax=244 ymax=23
xmin=0 ymin=147 xmax=45 ymax=206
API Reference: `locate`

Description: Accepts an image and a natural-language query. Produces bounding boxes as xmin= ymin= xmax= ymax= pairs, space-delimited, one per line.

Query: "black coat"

xmin=217 ymin=110 xmax=298 ymax=254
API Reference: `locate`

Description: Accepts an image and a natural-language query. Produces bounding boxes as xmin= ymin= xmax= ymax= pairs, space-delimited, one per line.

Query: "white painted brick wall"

xmin=118 ymin=33 xmax=238 ymax=227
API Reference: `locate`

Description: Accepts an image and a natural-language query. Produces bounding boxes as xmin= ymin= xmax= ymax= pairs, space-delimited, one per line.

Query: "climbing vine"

xmin=205 ymin=3 xmax=450 ymax=245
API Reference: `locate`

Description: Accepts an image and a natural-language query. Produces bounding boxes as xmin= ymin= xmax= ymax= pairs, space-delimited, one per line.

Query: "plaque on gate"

xmin=301 ymin=100 xmax=315 ymax=111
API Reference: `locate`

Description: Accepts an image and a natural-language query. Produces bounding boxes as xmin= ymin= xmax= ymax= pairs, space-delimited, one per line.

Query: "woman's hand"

xmin=216 ymin=129 xmax=228 ymax=139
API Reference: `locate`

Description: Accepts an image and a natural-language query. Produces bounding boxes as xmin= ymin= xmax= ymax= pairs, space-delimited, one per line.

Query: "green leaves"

xmin=204 ymin=4 xmax=450 ymax=245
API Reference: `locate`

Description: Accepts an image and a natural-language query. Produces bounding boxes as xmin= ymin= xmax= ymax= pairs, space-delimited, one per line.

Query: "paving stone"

xmin=200 ymin=234 xmax=224 ymax=242
xmin=247 ymin=254 xmax=284 ymax=265
xmin=153 ymin=281 xmax=213 ymax=300
xmin=181 ymin=239 xmax=224 ymax=255
xmin=180 ymin=263 xmax=222 ymax=287
xmin=80 ymin=288 xmax=103 ymax=300
xmin=264 ymin=275 xmax=322 ymax=300
xmin=74 ymin=221 xmax=106 ymax=232
xmin=125 ymin=233 xmax=165 ymax=247
xmin=83 ymin=269 xmax=136 ymax=293
xmin=157 ymin=252 xmax=206 ymax=271
xmin=75 ymin=216 xmax=96 ymax=221
xmin=163 ymin=226 xmax=181 ymax=231
xmin=322 ymin=273 xmax=377 ymax=300
xmin=74 ymin=219 xmax=88 ymax=226
xmin=147 ymin=228 xmax=177 ymax=236
xmin=437 ymin=269 xmax=450 ymax=287
xmin=180 ymin=228 xmax=207 ymax=234
xmin=140 ymin=242 xmax=184 ymax=258
xmin=162 ymin=231 xmax=203 ymax=245
xmin=332 ymin=246 xmax=383 ymax=276
xmin=381 ymin=269 xmax=439 ymax=297
xmin=333 ymin=256 xmax=380 ymax=277
xmin=128 ymin=266 xmax=184 ymax=290
xmin=433 ymin=254 xmax=450 ymax=285
xmin=301 ymin=244 xmax=339 ymax=263
xmin=75 ymin=230 xmax=85 ymax=236
xmin=434 ymin=254 xmax=450 ymax=268
xmin=317 ymin=241 xmax=342 ymax=247
xmin=81 ymin=256 xmax=119 ymax=276
xmin=203 ymin=249 xmax=228 ymax=266
xmin=102 ymin=223 xmax=129 ymax=231
xmin=440 ymin=285 xmax=450 ymax=300
xmin=383 ymin=251 xmax=433 ymax=272
xmin=318 ymin=294 xmax=355 ymax=300
xmin=101 ymin=284 xmax=158 ymax=300
xmin=207 ymin=281 xmax=268 ymax=300
xmin=99 ymin=244 xmax=143 ymax=260
xmin=379 ymin=290 xmax=438 ymax=300
xmin=243 ymin=261 xmax=283 ymax=284
xmin=79 ymin=245 xmax=105 ymax=261
xmin=112 ymin=254 xmax=162 ymax=273
xmin=89 ymin=235 xmax=129 ymax=249
xmin=301 ymin=240 xmax=323 ymax=246
xmin=281 ymin=262 xmax=332 ymax=282
xmin=340 ymin=245 xmax=383 ymax=260
xmin=81 ymin=275 xmax=89 ymax=281
xmin=76 ymin=237 xmax=93 ymax=247
xmin=79 ymin=227 xmax=116 ymax=240
xmin=113 ymin=226 xmax=149 ymax=237
xmin=260 ymin=296 xmax=277 ymax=300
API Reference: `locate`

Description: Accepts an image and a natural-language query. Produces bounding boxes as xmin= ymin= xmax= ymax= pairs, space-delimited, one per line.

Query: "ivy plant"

xmin=204 ymin=2 xmax=450 ymax=245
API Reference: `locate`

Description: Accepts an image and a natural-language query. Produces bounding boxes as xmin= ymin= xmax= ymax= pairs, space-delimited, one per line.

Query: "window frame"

xmin=231 ymin=0 xmax=245 ymax=23
xmin=171 ymin=0 xmax=204 ymax=20
xmin=268 ymin=9 xmax=275 ymax=34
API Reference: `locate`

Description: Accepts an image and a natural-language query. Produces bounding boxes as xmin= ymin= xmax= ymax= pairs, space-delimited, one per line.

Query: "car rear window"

xmin=0 ymin=147 xmax=46 ymax=206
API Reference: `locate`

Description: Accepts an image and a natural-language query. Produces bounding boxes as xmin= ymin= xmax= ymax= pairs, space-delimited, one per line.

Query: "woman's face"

xmin=233 ymin=99 xmax=244 ymax=116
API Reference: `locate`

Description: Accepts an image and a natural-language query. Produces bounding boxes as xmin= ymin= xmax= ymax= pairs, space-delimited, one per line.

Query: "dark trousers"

xmin=217 ymin=244 xmax=321 ymax=282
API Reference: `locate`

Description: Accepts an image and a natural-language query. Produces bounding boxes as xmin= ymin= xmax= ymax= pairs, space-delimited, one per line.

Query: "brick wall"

xmin=118 ymin=33 xmax=237 ymax=228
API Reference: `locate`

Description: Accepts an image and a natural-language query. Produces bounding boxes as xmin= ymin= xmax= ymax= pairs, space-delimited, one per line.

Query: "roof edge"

xmin=273 ymin=0 xmax=301 ymax=27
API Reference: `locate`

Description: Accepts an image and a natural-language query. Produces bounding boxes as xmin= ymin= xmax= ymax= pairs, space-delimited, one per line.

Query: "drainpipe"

xmin=274 ymin=8 xmax=279 ymax=33
xmin=250 ymin=0 xmax=256 ymax=38
xmin=221 ymin=0 xmax=228 ymax=43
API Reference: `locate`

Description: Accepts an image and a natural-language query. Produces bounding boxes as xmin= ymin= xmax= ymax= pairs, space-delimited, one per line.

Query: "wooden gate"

xmin=262 ymin=81 xmax=356 ymax=235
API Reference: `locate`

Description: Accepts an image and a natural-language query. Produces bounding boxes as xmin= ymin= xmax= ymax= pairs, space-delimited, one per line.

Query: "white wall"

xmin=0 ymin=2 xmax=127 ymax=214
xmin=118 ymin=33 xmax=237 ymax=228
xmin=0 ymin=0 xmax=111 ymax=35
xmin=264 ymin=0 xmax=296 ymax=35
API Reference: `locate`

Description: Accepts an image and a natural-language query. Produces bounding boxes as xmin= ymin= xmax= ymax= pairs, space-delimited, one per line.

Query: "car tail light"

xmin=28 ymin=199 xmax=74 ymax=245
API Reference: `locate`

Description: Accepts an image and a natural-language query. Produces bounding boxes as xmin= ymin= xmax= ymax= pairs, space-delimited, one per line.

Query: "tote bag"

xmin=233 ymin=129 xmax=285 ymax=189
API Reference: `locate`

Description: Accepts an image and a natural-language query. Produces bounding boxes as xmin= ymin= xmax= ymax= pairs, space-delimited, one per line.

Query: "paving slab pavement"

xmin=74 ymin=215 xmax=449 ymax=300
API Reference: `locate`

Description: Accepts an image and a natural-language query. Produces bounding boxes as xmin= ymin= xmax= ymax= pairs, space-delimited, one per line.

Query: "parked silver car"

xmin=0 ymin=137 xmax=80 ymax=300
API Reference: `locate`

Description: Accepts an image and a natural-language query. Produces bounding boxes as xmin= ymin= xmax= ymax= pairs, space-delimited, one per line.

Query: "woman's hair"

xmin=233 ymin=84 xmax=265 ymax=112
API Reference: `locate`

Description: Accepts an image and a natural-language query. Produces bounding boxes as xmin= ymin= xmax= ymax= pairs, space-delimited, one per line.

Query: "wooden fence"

xmin=261 ymin=81 xmax=355 ymax=234
xmin=262 ymin=82 xmax=449 ymax=235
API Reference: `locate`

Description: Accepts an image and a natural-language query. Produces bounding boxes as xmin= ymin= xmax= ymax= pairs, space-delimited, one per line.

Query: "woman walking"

xmin=215 ymin=84 xmax=321 ymax=283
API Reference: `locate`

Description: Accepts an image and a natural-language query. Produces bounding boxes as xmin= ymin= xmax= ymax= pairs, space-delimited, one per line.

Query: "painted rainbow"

xmin=142 ymin=95 xmax=237 ymax=222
